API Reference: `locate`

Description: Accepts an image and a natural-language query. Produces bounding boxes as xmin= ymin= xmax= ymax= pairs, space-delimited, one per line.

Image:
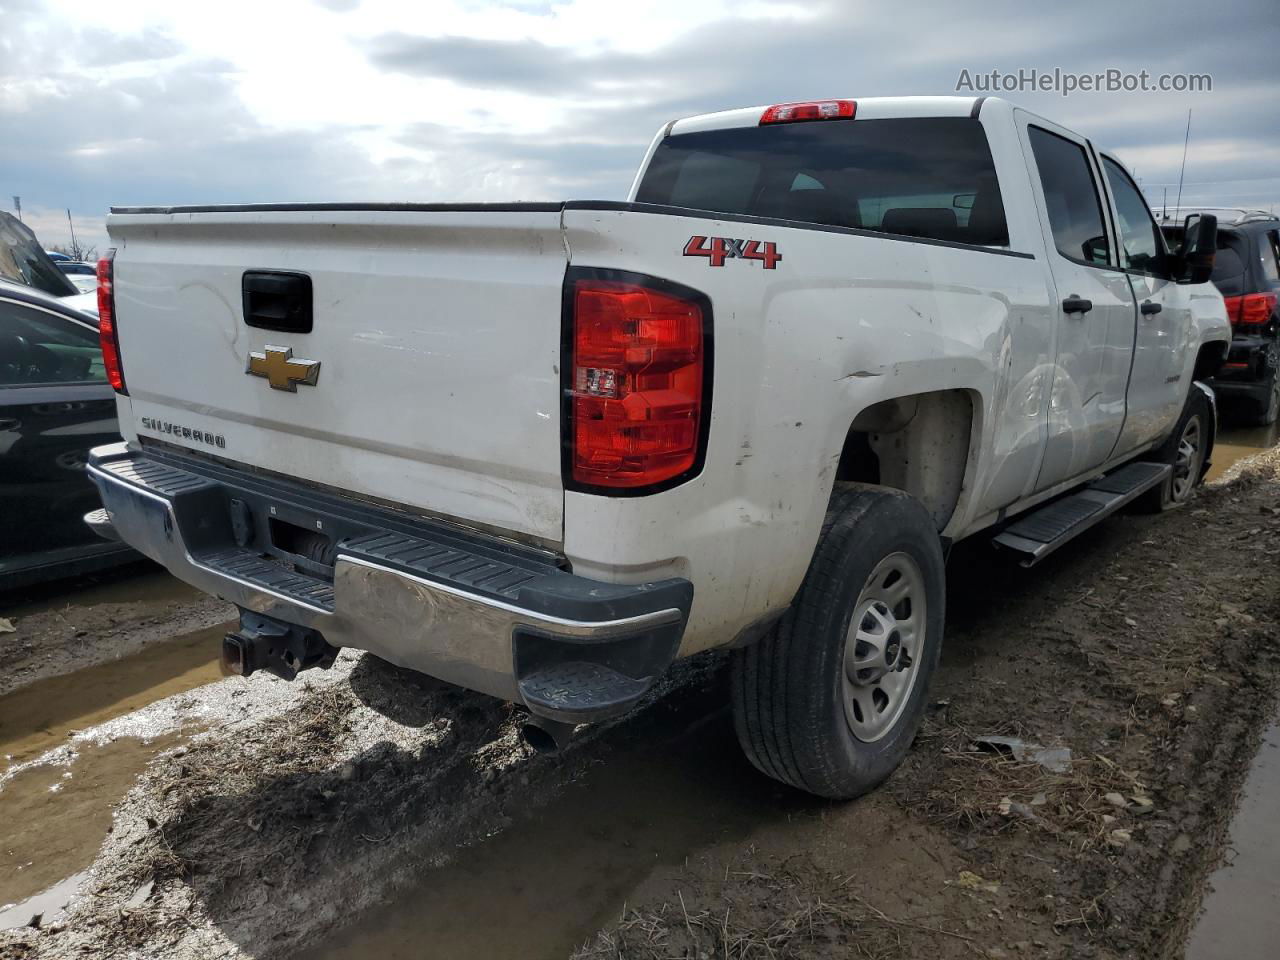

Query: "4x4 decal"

xmin=683 ymin=235 xmax=782 ymax=269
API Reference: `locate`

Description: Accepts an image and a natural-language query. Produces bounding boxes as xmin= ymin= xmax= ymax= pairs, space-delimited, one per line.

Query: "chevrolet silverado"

xmin=86 ymin=96 xmax=1229 ymax=798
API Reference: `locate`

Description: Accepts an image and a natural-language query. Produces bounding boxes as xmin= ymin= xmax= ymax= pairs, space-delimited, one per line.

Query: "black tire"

xmin=731 ymin=484 xmax=945 ymax=799
xmin=1135 ymin=387 xmax=1212 ymax=512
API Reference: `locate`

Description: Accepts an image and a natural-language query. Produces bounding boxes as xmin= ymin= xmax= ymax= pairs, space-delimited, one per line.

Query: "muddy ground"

xmin=0 ymin=566 xmax=232 ymax=698
xmin=0 ymin=442 xmax=1277 ymax=960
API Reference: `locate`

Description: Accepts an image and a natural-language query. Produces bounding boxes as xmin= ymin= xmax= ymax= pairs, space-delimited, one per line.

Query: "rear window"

xmin=1261 ymin=229 xmax=1280 ymax=284
xmin=635 ymin=117 xmax=1009 ymax=247
xmin=1211 ymin=230 xmax=1248 ymax=295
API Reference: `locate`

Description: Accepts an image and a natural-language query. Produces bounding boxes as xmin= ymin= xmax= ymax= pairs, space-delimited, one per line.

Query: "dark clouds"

xmin=3 ymin=0 xmax=1279 ymax=252
xmin=367 ymin=35 xmax=624 ymax=94
xmin=365 ymin=0 xmax=1280 ymax=205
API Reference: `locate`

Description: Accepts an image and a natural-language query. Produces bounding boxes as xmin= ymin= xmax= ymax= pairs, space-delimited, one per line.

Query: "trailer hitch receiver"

xmin=222 ymin=610 xmax=339 ymax=681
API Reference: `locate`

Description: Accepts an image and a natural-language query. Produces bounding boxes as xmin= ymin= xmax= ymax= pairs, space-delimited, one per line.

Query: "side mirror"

xmin=1178 ymin=213 xmax=1217 ymax=284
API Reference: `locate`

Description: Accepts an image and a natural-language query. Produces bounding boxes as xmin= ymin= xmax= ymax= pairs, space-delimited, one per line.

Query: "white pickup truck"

xmin=86 ymin=96 xmax=1229 ymax=798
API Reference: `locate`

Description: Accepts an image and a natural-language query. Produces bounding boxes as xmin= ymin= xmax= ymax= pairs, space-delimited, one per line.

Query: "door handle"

xmin=1140 ymin=300 xmax=1162 ymax=316
xmin=1062 ymin=296 xmax=1093 ymax=315
xmin=242 ymin=271 xmax=313 ymax=333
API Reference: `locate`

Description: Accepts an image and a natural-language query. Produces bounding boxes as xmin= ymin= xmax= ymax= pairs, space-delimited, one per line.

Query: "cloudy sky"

xmin=2 ymin=0 xmax=1277 ymax=254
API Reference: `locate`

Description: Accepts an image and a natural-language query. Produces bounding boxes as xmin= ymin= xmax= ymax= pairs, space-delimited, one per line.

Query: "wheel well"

xmin=834 ymin=390 xmax=975 ymax=530
xmin=1194 ymin=340 xmax=1229 ymax=381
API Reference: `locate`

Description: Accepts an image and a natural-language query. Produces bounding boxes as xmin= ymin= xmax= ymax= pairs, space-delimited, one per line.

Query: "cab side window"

xmin=0 ymin=300 xmax=105 ymax=386
xmin=1102 ymin=156 xmax=1167 ymax=278
xmin=1028 ymin=126 xmax=1111 ymax=266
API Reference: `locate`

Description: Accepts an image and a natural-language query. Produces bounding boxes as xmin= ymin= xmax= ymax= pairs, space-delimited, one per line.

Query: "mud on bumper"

xmin=85 ymin=442 xmax=691 ymax=723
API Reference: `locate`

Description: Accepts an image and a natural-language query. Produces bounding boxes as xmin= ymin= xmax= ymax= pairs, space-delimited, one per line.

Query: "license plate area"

xmin=229 ymin=496 xmax=342 ymax=581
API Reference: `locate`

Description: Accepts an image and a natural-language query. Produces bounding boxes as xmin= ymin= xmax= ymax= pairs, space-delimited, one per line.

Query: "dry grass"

xmin=574 ymin=855 xmax=978 ymax=960
xmin=909 ymin=716 xmax=1151 ymax=848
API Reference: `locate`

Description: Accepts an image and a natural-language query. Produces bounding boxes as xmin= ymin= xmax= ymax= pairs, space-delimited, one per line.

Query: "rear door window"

xmin=1027 ymin=126 xmax=1111 ymax=266
xmin=636 ymin=117 xmax=1010 ymax=247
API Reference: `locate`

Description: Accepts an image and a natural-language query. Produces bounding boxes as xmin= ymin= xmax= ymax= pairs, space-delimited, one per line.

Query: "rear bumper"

xmin=1212 ymin=378 xmax=1273 ymax=405
xmin=85 ymin=442 xmax=691 ymax=722
xmin=1211 ymin=334 xmax=1277 ymax=399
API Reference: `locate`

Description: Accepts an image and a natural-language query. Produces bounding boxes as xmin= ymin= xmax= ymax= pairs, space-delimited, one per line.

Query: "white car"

xmin=86 ymin=96 xmax=1229 ymax=798
xmin=66 ymin=273 xmax=99 ymax=295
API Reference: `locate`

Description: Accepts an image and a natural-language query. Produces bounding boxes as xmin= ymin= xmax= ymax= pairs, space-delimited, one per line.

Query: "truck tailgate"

xmin=107 ymin=206 xmax=568 ymax=543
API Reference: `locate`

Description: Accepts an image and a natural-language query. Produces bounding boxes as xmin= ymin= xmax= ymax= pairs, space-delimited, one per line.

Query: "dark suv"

xmin=1160 ymin=209 xmax=1280 ymax=424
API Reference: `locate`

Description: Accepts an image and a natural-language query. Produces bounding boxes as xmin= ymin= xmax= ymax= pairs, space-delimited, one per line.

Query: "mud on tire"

xmin=731 ymin=484 xmax=945 ymax=800
xmin=1136 ymin=386 xmax=1213 ymax=512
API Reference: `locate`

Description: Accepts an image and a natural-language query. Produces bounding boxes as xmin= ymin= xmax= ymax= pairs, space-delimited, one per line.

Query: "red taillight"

xmin=96 ymin=249 xmax=126 ymax=393
xmin=760 ymin=99 xmax=855 ymax=125
xmin=94 ymin=252 xmax=126 ymax=394
xmin=569 ymin=279 xmax=707 ymax=490
xmin=1223 ymin=292 xmax=1277 ymax=327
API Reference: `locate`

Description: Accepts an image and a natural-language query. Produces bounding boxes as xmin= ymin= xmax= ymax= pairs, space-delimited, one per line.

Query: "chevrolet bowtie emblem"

xmin=246 ymin=345 xmax=321 ymax=392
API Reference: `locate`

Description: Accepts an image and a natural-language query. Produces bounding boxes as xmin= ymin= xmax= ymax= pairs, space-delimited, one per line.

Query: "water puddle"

xmin=0 ymin=870 xmax=90 ymax=931
xmin=1206 ymin=420 xmax=1280 ymax=482
xmin=0 ymin=622 xmax=228 ymax=767
xmin=0 ymin=621 xmax=229 ymax=923
xmin=1186 ymin=719 xmax=1280 ymax=959
xmin=0 ymin=732 xmax=186 ymax=914
xmin=301 ymin=712 xmax=808 ymax=960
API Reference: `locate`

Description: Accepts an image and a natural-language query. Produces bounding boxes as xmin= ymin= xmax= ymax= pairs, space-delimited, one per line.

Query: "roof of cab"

xmin=667 ymin=95 xmax=997 ymax=136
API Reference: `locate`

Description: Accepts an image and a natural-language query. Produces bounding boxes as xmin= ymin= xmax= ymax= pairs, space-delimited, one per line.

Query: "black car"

xmin=1160 ymin=209 xmax=1280 ymax=424
xmin=0 ymin=278 xmax=136 ymax=588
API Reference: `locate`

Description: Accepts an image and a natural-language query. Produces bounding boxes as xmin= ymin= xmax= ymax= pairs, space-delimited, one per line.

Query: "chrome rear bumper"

xmin=86 ymin=442 xmax=691 ymax=721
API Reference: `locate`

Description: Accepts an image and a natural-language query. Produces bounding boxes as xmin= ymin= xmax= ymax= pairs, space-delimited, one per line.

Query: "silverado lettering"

xmin=138 ymin=417 xmax=226 ymax=449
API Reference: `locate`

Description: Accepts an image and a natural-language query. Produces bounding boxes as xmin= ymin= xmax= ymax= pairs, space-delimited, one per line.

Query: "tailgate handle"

xmin=242 ymin=271 xmax=313 ymax=333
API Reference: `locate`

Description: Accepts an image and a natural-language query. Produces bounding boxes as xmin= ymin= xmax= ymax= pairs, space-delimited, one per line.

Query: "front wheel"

xmin=731 ymin=485 xmax=945 ymax=799
xmin=1136 ymin=387 xmax=1212 ymax=512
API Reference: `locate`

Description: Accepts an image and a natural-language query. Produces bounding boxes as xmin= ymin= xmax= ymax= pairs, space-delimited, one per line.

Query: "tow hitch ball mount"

xmin=222 ymin=610 xmax=339 ymax=681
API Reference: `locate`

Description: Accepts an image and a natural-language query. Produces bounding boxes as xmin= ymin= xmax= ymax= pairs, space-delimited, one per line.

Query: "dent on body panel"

xmin=936 ymin=264 xmax=1055 ymax=527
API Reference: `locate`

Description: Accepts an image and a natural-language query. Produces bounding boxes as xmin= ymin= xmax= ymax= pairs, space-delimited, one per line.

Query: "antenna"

xmin=1162 ymin=187 xmax=1167 ymax=219
xmin=1173 ymin=109 xmax=1192 ymax=218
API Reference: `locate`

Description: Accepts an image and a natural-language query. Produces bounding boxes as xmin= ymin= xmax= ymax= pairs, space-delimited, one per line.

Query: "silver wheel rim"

xmin=842 ymin=552 xmax=926 ymax=743
xmin=1171 ymin=415 xmax=1203 ymax=501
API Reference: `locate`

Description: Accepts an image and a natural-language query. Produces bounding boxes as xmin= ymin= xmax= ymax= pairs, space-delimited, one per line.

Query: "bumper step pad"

xmin=200 ymin=547 xmax=337 ymax=610
xmin=342 ymin=532 xmax=542 ymax=602
xmin=518 ymin=661 xmax=650 ymax=717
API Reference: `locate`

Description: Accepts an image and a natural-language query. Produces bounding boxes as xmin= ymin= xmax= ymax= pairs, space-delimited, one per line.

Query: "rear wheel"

xmin=1251 ymin=371 xmax=1279 ymax=427
xmin=1136 ymin=388 xmax=1211 ymax=512
xmin=731 ymin=485 xmax=945 ymax=799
